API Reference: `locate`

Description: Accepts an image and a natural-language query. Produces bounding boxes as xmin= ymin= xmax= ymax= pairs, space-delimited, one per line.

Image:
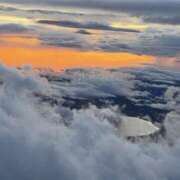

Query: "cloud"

xmin=0 ymin=23 xmax=29 ymax=34
xmin=56 ymin=68 xmax=136 ymax=99
xmin=39 ymin=31 xmax=87 ymax=49
xmin=2 ymin=0 xmax=180 ymax=27
xmin=43 ymin=67 xmax=180 ymax=123
xmin=136 ymin=33 xmax=180 ymax=56
xmin=2 ymin=0 xmax=180 ymax=6
xmin=2 ymin=0 xmax=180 ymax=21
xmin=1 ymin=1 xmax=180 ymax=57
xmin=143 ymin=16 xmax=180 ymax=25
xmin=76 ymin=29 xmax=91 ymax=35
xmin=0 ymin=64 xmax=180 ymax=180
xmin=38 ymin=20 xmax=140 ymax=33
xmin=37 ymin=21 xmax=180 ymax=57
xmin=94 ymin=30 xmax=180 ymax=56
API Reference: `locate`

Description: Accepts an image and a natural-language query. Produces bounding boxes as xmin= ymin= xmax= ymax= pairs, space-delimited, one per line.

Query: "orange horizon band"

xmin=0 ymin=34 xmax=155 ymax=70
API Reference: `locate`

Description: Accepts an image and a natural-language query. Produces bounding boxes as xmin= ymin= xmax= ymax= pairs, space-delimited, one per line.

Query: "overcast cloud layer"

xmin=1 ymin=0 xmax=180 ymax=12
xmin=2 ymin=0 xmax=180 ymax=4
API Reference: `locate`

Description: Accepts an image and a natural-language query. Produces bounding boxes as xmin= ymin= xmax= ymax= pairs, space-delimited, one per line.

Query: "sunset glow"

xmin=111 ymin=22 xmax=148 ymax=31
xmin=0 ymin=34 xmax=154 ymax=70
xmin=0 ymin=46 xmax=154 ymax=70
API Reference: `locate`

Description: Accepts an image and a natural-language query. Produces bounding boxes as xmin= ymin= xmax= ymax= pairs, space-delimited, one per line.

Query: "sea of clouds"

xmin=0 ymin=64 xmax=180 ymax=180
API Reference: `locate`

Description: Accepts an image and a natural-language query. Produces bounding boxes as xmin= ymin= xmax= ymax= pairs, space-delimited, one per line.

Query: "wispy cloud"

xmin=143 ymin=16 xmax=180 ymax=25
xmin=0 ymin=23 xmax=28 ymax=33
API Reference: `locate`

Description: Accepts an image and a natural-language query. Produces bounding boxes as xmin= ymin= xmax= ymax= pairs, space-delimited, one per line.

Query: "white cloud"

xmin=0 ymin=65 xmax=179 ymax=180
xmin=55 ymin=68 xmax=136 ymax=98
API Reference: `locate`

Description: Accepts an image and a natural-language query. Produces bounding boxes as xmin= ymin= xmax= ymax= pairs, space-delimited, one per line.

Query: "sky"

xmin=0 ymin=0 xmax=179 ymax=69
xmin=1 ymin=1 xmax=180 ymax=179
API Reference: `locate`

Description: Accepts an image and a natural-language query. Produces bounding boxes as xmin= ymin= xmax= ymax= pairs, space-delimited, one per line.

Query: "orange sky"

xmin=0 ymin=34 xmax=155 ymax=70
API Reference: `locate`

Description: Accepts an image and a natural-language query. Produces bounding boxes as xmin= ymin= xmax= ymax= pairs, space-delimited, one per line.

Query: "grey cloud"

xmin=8 ymin=0 xmax=180 ymax=20
xmin=143 ymin=16 xmax=180 ymax=25
xmin=137 ymin=33 xmax=180 ymax=56
xmin=0 ymin=23 xmax=29 ymax=33
xmin=0 ymin=4 xmax=84 ymax=17
xmin=38 ymin=29 xmax=180 ymax=57
xmin=76 ymin=29 xmax=91 ymax=35
xmin=99 ymin=41 xmax=132 ymax=52
xmin=39 ymin=32 xmax=87 ymax=49
xmin=98 ymin=31 xmax=180 ymax=56
xmin=2 ymin=0 xmax=180 ymax=20
xmin=2 ymin=0 xmax=180 ymax=8
xmin=38 ymin=20 xmax=140 ymax=33
xmin=1 ymin=1 xmax=180 ymax=57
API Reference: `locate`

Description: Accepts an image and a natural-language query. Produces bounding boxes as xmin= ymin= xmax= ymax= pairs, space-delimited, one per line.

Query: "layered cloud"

xmin=38 ymin=20 xmax=140 ymax=33
xmin=2 ymin=0 xmax=180 ymax=5
xmin=143 ymin=16 xmax=180 ymax=25
xmin=0 ymin=0 xmax=180 ymax=59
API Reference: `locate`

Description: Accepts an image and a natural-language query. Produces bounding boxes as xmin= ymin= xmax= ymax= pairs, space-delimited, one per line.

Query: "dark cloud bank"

xmin=38 ymin=20 xmax=140 ymax=33
xmin=0 ymin=64 xmax=180 ymax=179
